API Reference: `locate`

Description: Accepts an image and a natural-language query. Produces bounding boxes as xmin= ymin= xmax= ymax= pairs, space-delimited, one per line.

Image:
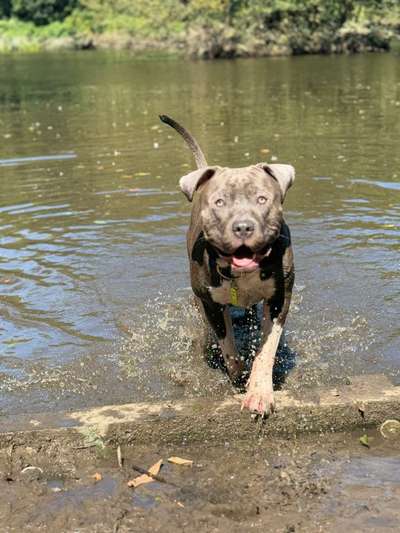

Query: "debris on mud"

xmin=1 ymin=429 xmax=399 ymax=532
xmin=127 ymin=459 xmax=163 ymax=488
xmin=167 ymin=456 xmax=193 ymax=467
xmin=380 ymin=419 xmax=400 ymax=439
xmin=359 ymin=434 xmax=370 ymax=448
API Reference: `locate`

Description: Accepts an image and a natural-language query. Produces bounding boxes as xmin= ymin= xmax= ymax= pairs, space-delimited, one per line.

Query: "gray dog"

xmin=160 ymin=115 xmax=295 ymax=415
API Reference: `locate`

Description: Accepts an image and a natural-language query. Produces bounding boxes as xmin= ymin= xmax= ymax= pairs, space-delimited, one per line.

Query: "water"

xmin=0 ymin=51 xmax=399 ymax=415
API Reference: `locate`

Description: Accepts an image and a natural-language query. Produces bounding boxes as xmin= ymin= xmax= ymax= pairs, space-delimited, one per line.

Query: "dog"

xmin=160 ymin=115 xmax=295 ymax=415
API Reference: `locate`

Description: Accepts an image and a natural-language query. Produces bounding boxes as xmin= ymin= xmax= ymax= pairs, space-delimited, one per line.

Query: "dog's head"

xmin=180 ymin=163 xmax=295 ymax=272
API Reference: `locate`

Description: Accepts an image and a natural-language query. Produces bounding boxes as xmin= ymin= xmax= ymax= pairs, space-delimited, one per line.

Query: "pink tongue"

xmin=231 ymin=256 xmax=258 ymax=269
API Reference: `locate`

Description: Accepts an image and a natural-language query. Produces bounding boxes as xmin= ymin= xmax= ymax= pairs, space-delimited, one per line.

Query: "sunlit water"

xmin=0 ymin=51 xmax=399 ymax=414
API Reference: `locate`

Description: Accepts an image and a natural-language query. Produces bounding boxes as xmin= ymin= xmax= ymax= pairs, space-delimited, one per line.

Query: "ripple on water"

xmin=0 ymin=52 xmax=399 ymax=414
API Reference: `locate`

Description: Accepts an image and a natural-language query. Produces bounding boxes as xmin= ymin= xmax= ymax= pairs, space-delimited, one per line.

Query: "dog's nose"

xmin=232 ymin=219 xmax=255 ymax=239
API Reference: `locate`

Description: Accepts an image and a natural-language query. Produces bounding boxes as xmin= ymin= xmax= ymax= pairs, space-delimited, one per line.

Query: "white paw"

xmin=241 ymin=388 xmax=275 ymax=416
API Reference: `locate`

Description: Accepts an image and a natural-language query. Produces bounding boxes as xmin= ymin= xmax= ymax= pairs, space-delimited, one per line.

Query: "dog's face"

xmin=180 ymin=163 xmax=295 ymax=272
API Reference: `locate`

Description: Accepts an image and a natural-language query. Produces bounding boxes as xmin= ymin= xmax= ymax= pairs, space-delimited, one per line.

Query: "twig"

xmin=117 ymin=445 xmax=123 ymax=469
xmin=131 ymin=463 xmax=178 ymax=487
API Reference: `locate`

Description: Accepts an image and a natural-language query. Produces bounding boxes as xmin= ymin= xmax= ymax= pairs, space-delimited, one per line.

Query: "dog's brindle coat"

xmin=160 ymin=115 xmax=295 ymax=415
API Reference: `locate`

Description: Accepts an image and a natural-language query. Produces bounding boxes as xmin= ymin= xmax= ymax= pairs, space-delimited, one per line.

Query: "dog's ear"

xmin=179 ymin=166 xmax=219 ymax=201
xmin=258 ymin=163 xmax=295 ymax=202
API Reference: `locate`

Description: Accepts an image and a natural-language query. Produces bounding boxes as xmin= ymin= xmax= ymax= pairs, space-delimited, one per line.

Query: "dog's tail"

xmin=159 ymin=114 xmax=208 ymax=169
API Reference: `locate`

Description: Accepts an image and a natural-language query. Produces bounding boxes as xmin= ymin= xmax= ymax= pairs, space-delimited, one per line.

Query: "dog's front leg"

xmin=241 ymin=302 xmax=282 ymax=415
xmin=200 ymin=297 xmax=244 ymax=382
xmin=242 ymin=262 xmax=294 ymax=416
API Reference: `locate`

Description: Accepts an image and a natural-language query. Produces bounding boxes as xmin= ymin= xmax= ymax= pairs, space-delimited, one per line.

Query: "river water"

xmin=0 ymin=51 xmax=399 ymax=415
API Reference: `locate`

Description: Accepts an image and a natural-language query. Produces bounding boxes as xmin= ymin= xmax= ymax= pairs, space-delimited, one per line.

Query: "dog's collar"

xmin=216 ymin=263 xmax=266 ymax=306
xmin=214 ymin=264 xmax=239 ymax=305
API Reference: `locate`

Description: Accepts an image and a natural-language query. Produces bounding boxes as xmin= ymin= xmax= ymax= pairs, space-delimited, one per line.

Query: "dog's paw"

xmin=241 ymin=389 xmax=275 ymax=416
xmin=227 ymin=361 xmax=246 ymax=386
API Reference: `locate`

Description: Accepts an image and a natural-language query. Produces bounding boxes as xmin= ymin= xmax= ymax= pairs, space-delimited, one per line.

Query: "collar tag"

xmin=230 ymin=285 xmax=239 ymax=306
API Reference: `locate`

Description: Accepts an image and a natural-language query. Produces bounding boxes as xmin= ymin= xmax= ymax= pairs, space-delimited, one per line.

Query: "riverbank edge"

xmin=0 ymin=374 xmax=398 ymax=452
xmin=0 ymin=20 xmax=399 ymax=57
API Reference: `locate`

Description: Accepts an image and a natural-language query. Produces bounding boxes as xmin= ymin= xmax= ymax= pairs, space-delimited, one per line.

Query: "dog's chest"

xmin=209 ymin=272 xmax=276 ymax=308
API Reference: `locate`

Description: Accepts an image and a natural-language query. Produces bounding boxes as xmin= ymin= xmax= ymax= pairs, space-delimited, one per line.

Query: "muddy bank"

xmin=1 ymin=374 xmax=398 ymax=531
xmin=1 ymin=429 xmax=399 ymax=532
xmin=0 ymin=374 xmax=399 ymax=452
xmin=0 ymin=376 xmax=399 ymax=530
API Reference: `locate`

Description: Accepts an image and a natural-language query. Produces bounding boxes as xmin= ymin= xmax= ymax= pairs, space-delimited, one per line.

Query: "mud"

xmin=1 ymin=429 xmax=399 ymax=532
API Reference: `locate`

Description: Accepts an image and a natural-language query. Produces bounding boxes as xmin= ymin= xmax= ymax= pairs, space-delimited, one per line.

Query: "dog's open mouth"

xmin=231 ymin=245 xmax=260 ymax=271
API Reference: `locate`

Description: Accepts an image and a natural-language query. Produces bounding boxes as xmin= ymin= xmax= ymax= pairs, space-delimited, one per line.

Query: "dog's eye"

xmin=257 ymin=196 xmax=267 ymax=205
xmin=215 ymin=199 xmax=225 ymax=207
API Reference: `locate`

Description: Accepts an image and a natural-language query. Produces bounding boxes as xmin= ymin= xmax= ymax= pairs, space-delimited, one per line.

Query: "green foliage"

xmin=78 ymin=0 xmax=186 ymax=37
xmin=0 ymin=0 xmax=399 ymax=54
xmin=0 ymin=16 xmax=74 ymax=52
xmin=181 ymin=0 xmax=400 ymax=57
xmin=12 ymin=0 xmax=78 ymax=26
xmin=0 ymin=0 xmax=11 ymax=17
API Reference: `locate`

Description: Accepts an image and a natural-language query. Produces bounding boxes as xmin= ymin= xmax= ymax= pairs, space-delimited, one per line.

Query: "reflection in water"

xmin=0 ymin=153 xmax=76 ymax=166
xmin=0 ymin=52 xmax=399 ymax=414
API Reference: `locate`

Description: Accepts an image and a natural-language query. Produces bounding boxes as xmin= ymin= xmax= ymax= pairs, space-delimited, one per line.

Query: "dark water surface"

xmin=0 ymin=52 xmax=399 ymax=415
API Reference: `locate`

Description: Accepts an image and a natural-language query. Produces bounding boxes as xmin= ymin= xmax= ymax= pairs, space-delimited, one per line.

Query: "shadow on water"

xmin=205 ymin=303 xmax=297 ymax=390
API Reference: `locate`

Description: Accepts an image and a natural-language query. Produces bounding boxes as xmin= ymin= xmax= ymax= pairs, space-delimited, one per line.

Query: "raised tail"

xmin=159 ymin=114 xmax=208 ymax=169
